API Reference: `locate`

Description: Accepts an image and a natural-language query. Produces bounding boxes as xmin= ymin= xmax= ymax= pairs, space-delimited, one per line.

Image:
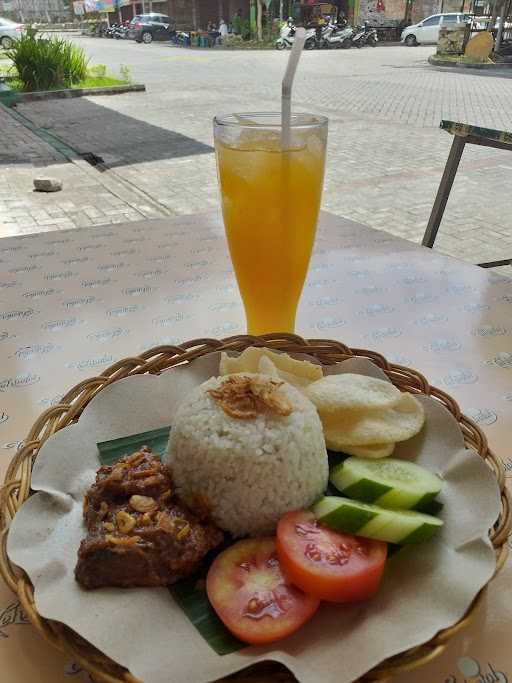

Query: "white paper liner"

xmin=7 ymin=353 xmax=501 ymax=683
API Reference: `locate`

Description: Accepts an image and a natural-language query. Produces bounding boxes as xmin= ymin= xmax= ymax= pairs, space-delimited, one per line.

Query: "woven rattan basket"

xmin=1 ymin=335 xmax=510 ymax=683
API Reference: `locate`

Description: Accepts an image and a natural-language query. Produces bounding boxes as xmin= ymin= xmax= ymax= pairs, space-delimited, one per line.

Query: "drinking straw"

xmin=281 ymin=27 xmax=306 ymax=151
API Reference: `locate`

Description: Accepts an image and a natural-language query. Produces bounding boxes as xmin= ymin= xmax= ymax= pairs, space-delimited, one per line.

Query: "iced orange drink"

xmin=214 ymin=113 xmax=328 ymax=335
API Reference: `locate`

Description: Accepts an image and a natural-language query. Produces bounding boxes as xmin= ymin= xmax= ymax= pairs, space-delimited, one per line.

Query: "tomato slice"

xmin=206 ymin=537 xmax=320 ymax=645
xmin=276 ymin=510 xmax=387 ymax=603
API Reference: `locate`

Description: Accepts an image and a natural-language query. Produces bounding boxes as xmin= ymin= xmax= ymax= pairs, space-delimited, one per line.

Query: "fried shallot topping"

xmin=208 ymin=375 xmax=293 ymax=419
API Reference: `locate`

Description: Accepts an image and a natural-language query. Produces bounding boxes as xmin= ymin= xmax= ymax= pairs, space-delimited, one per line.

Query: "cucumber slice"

xmin=415 ymin=498 xmax=443 ymax=515
xmin=313 ymin=496 xmax=443 ymax=545
xmin=330 ymin=456 xmax=442 ymax=510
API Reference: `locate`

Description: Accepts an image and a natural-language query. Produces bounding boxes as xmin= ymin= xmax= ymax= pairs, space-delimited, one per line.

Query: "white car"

xmin=0 ymin=17 xmax=24 ymax=49
xmin=401 ymin=13 xmax=470 ymax=46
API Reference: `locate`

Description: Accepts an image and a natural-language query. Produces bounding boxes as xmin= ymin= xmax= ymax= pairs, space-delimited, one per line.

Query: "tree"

xmin=403 ymin=0 xmax=414 ymax=25
xmin=256 ymin=0 xmax=263 ymax=41
xmin=488 ymin=0 xmax=510 ymax=51
xmin=489 ymin=0 xmax=500 ymax=33
xmin=495 ymin=0 xmax=511 ymax=51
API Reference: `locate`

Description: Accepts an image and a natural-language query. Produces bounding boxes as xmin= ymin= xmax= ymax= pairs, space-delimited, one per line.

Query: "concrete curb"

xmin=428 ymin=55 xmax=512 ymax=70
xmin=0 ymin=83 xmax=145 ymax=105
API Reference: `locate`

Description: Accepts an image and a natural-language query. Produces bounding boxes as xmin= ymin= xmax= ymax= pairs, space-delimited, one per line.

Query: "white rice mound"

xmin=165 ymin=373 xmax=328 ymax=537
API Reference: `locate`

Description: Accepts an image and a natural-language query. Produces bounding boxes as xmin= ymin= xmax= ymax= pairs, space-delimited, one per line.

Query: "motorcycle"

xmin=276 ymin=22 xmax=296 ymax=49
xmin=104 ymin=23 xmax=118 ymax=38
xmin=363 ymin=24 xmax=378 ymax=46
xmin=351 ymin=24 xmax=366 ymax=47
xmin=351 ymin=22 xmax=378 ymax=47
xmin=113 ymin=22 xmax=130 ymax=39
xmin=304 ymin=23 xmax=332 ymax=49
xmin=322 ymin=21 xmax=355 ymax=48
xmin=301 ymin=21 xmax=354 ymax=49
xmin=276 ymin=21 xmax=316 ymax=49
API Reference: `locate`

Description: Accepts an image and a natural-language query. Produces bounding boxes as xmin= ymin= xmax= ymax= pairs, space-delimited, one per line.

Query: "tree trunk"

xmin=192 ymin=0 xmax=198 ymax=30
xmin=279 ymin=0 xmax=283 ymax=21
xmin=495 ymin=0 xmax=510 ymax=51
xmin=256 ymin=0 xmax=262 ymax=41
xmin=16 ymin=0 xmax=25 ymax=22
xmin=403 ymin=0 xmax=413 ymax=25
xmin=489 ymin=0 xmax=501 ymax=38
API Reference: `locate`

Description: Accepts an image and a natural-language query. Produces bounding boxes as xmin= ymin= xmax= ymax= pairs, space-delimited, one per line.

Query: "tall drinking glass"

xmin=214 ymin=113 xmax=328 ymax=335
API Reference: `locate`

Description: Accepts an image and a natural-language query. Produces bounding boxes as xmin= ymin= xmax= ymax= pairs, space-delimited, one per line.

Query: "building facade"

xmin=120 ymin=0 xmax=249 ymax=29
xmin=0 ymin=0 xmax=70 ymax=22
xmin=356 ymin=0 xmax=470 ymax=27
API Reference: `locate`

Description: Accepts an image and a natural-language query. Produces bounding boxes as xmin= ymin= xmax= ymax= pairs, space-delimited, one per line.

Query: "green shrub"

xmin=119 ymin=64 xmax=131 ymax=82
xmin=223 ymin=34 xmax=244 ymax=46
xmin=241 ymin=19 xmax=251 ymax=40
xmin=88 ymin=63 xmax=107 ymax=78
xmin=4 ymin=26 xmax=88 ymax=92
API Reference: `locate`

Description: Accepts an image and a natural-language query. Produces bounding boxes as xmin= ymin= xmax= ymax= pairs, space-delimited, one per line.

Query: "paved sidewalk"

xmin=0 ymin=102 xmax=62 ymax=166
xmin=1 ymin=42 xmax=511 ymax=275
xmin=11 ymin=91 xmax=511 ymax=270
xmin=0 ymin=104 xmax=162 ymax=236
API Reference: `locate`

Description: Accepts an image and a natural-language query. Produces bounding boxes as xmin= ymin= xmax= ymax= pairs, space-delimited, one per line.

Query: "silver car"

xmin=0 ymin=17 xmax=24 ymax=49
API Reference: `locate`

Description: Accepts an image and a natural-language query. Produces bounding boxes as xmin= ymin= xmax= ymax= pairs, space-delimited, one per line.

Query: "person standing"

xmin=219 ymin=18 xmax=228 ymax=42
xmin=207 ymin=20 xmax=219 ymax=46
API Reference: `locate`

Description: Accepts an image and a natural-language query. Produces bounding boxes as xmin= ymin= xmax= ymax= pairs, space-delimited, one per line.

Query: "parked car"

xmin=401 ymin=13 xmax=470 ymax=46
xmin=0 ymin=17 xmax=24 ymax=49
xmin=128 ymin=13 xmax=175 ymax=44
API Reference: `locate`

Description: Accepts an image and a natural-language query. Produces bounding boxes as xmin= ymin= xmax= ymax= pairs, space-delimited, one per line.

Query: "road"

xmin=2 ymin=37 xmax=512 ymax=269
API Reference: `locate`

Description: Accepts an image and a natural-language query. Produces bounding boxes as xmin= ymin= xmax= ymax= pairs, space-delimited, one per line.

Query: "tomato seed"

xmin=295 ymin=522 xmax=320 ymax=537
xmin=304 ymin=542 xmax=322 ymax=562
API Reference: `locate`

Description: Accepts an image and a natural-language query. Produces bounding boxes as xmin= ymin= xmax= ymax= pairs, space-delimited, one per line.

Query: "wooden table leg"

xmin=422 ymin=135 xmax=466 ymax=249
xmin=478 ymin=258 xmax=512 ymax=268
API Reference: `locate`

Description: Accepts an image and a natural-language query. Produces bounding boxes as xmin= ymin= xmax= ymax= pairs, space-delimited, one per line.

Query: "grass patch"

xmin=72 ymin=75 xmax=126 ymax=88
xmin=6 ymin=78 xmax=24 ymax=90
xmin=222 ymin=38 xmax=275 ymax=49
xmin=7 ymin=75 xmax=128 ymax=91
xmin=3 ymin=62 xmax=130 ymax=92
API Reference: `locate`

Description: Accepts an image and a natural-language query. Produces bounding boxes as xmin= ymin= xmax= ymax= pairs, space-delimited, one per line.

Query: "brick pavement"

xmin=0 ymin=103 xmax=165 ymax=236
xmin=1 ymin=41 xmax=511 ymax=273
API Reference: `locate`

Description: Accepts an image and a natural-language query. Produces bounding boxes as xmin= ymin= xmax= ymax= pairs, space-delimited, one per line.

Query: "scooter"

xmin=276 ymin=21 xmax=316 ymax=49
xmin=113 ymin=22 xmax=130 ymax=39
xmin=305 ymin=23 xmax=333 ymax=49
xmin=351 ymin=24 xmax=367 ymax=48
xmin=322 ymin=21 xmax=355 ymax=48
xmin=362 ymin=23 xmax=378 ymax=46
xmin=276 ymin=22 xmax=296 ymax=49
xmin=105 ymin=23 xmax=118 ymax=38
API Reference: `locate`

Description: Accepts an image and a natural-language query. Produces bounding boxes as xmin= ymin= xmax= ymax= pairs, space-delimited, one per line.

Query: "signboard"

xmin=82 ymin=0 xmax=130 ymax=13
xmin=73 ymin=0 xmax=85 ymax=14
